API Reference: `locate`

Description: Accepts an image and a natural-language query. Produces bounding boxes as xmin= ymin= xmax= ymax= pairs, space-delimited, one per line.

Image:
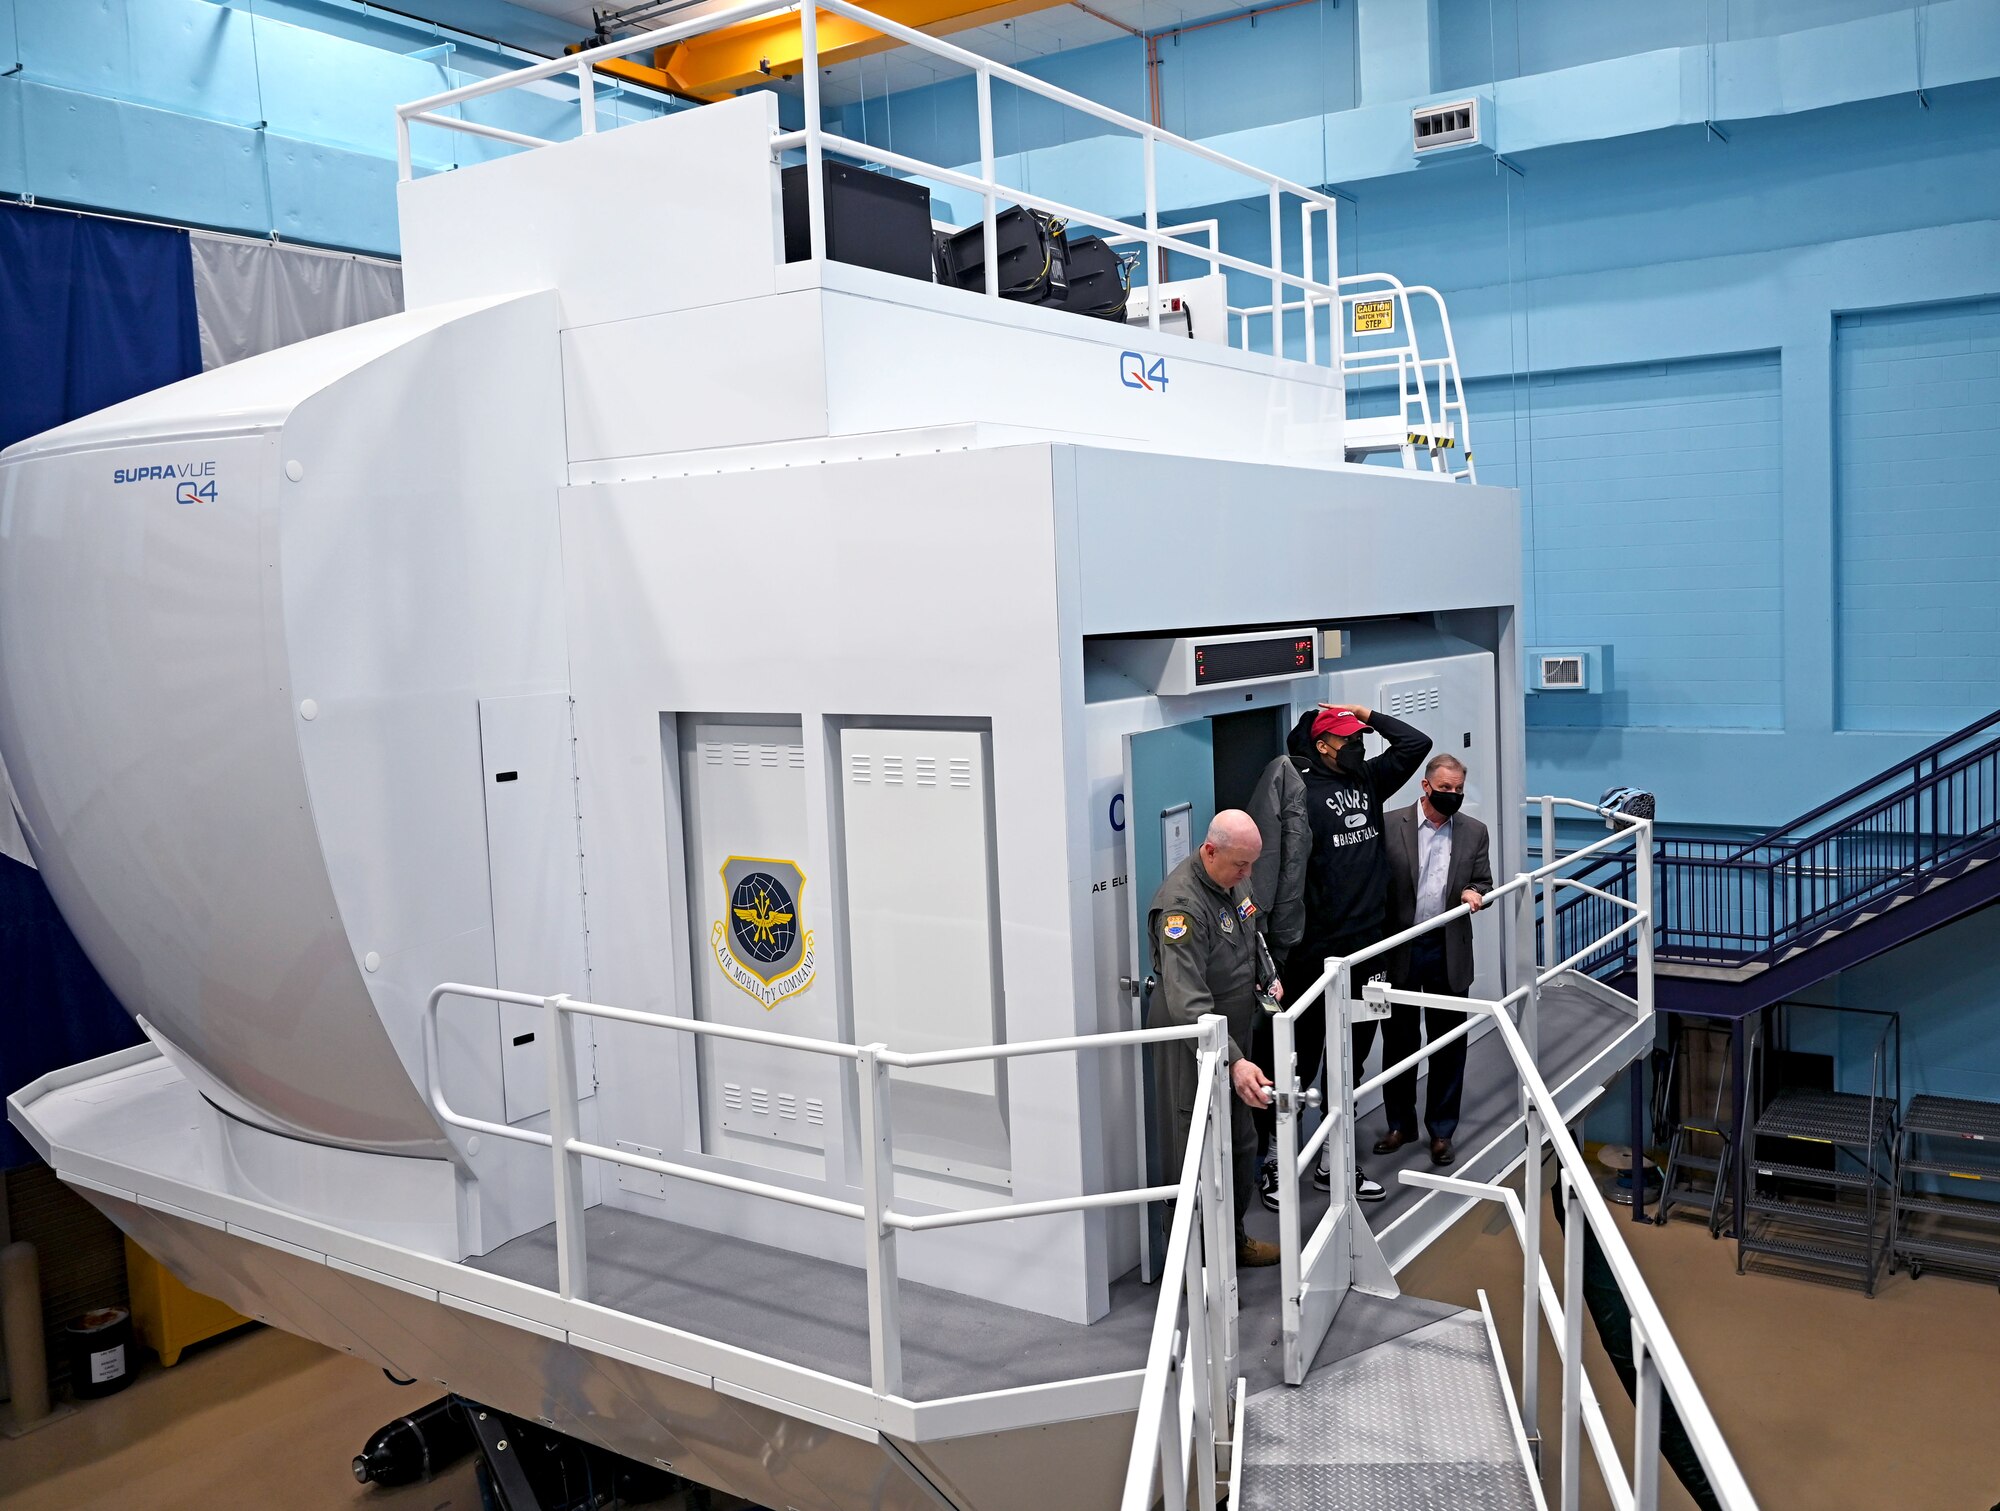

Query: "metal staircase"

xmin=1544 ymin=708 xmax=2000 ymax=1013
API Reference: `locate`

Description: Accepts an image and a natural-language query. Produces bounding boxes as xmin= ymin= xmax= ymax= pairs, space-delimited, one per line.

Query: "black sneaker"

xmin=1258 ymin=1155 xmax=1280 ymax=1211
xmin=1355 ymin=1172 xmax=1387 ymax=1202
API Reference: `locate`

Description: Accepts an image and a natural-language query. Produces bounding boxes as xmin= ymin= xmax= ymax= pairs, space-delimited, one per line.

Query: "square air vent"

xmin=1539 ymin=656 xmax=1582 ymax=689
xmin=1529 ymin=647 xmax=1601 ymax=693
xmin=1413 ymin=98 xmax=1480 ymax=153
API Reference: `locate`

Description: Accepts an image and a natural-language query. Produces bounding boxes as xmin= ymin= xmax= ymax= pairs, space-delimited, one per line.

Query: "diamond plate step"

xmin=1240 ymin=1311 xmax=1537 ymax=1511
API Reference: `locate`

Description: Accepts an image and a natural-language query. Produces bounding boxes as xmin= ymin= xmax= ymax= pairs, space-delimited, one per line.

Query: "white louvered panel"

xmin=1380 ymin=676 xmax=1443 ymax=718
xmin=839 ymin=726 xmax=1010 ymax=1186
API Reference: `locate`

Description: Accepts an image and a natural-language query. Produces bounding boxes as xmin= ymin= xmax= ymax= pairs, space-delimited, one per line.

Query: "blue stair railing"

xmin=1542 ymin=708 xmax=2000 ymax=980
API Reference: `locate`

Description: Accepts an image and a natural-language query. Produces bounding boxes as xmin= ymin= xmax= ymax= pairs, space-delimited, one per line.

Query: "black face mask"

xmin=1334 ymin=740 xmax=1367 ymax=776
xmin=1427 ymin=789 xmax=1464 ymax=817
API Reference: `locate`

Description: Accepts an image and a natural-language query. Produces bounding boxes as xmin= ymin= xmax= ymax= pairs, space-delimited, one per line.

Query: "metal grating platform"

xmin=1754 ymin=1088 xmax=1893 ymax=1145
xmin=1240 ymin=1310 xmax=1538 ymax=1511
xmin=1904 ymin=1093 xmax=2000 ymax=1143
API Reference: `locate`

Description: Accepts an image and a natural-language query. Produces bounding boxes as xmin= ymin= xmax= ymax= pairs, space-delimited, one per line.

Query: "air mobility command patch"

xmin=712 ymin=855 xmax=818 ymax=1009
xmin=1163 ymin=912 xmax=1189 ymax=941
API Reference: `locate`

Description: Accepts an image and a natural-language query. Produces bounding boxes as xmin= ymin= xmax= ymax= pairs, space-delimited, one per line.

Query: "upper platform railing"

xmin=391 ymin=0 xmax=1430 ymax=381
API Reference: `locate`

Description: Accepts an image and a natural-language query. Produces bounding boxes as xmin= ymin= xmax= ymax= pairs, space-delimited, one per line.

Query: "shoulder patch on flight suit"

xmin=1162 ymin=912 xmax=1189 ymax=941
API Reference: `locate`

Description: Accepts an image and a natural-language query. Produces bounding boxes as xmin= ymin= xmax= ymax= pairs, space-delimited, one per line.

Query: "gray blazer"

xmin=1384 ymin=803 xmax=1493 ymax=996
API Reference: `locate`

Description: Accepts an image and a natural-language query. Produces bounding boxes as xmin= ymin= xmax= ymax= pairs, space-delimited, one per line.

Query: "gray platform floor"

xmin=470 ymin=977 xmax=1630 ymax=1403
xmin=1241 ymin=1305 xmax=1539 ymax=1511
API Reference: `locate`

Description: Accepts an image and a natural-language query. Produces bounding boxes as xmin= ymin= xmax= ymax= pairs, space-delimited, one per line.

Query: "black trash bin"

xmin=65 ymin=1306 xmax=133 ymax=1398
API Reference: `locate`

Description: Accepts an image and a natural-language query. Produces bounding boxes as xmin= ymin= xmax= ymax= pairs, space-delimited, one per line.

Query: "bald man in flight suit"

xmin=1148 ymin=809 xmax=1282 ymax=1267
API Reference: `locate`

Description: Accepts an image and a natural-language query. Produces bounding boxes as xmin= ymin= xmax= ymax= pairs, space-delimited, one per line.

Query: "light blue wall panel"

xmin=1512 ymin=356 xmax=1785 ymax=730
xmin=17 ymin=0 xmax=261 ymax=123
xmin=1154 ymin=0 xmax=1354 ymax=142
xmin=1835 ymin=296 xmax=2000 ymax=734
xmin=264 ymin=133 xmax=401 ymax=249
xmin=255 ymin=13 xmax=449 ymax=157
xmin=15 ymin=80 xmax=268 ymax=233
xmin=1437 ymin=0 xmax=1930 ymax=91
xmin=834 ymin=36 xmax=1146 ymax=169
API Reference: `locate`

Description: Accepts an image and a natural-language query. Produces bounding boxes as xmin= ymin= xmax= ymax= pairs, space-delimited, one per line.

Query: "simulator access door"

xmin=1123 ymin=719 xmax=1216 ymax=1279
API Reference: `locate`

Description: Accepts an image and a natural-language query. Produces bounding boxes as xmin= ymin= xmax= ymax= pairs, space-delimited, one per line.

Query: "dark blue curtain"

xmin=0 ymin=202 xmax=201 ymax=1164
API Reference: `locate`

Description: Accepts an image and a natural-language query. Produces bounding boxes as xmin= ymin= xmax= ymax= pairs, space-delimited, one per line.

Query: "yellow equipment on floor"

xmin=124 ymin=1238 xmax=247 ymax=1366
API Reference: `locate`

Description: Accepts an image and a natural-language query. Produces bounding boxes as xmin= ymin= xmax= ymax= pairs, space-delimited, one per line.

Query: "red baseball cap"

xmin=1312 ymin=708 xmax=1368 ymax=739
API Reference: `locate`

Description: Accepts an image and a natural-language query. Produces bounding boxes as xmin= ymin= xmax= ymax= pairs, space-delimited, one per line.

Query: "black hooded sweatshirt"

xmin=1290 ymin=707 xmax=1432 ymax=948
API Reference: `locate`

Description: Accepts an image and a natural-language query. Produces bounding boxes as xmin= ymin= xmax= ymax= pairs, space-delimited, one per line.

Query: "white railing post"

xmin=1186 ymin=1207 xmax=1217 ymax=1507
xmin=1300 ymin=204 xmax=1317 ymax=365
xmin=1633 ymin=1328 xmax=1664 ymax=1511
xmin=976 ymin=69 xmax=998 ymax=297
xmin=1267 ymin=186 xmax=1283 ymax=357
xmin=396 ymin=113 xmax=412 ymax=182
xmin=1635 ymin=817 xmax=1656 ymax=1020
xmin=1560 ymin=1169 xmax=1585 ymax=1511
xmin=1520 ymin=1102 xmax=1543 ymax=1469
xmin=800 ymin=2 xmax=827 ymax=263
xmin=856 ymin=1043 xmax=904 ymax=1396
xmin=1158 ymin=1342 xmax=1187 ymax=1507
xmin=1274 ymin=999 xmax=1302 ymax=1343
xmin=1144 ymin=133 xmax=1160 ymax=329
xmin=1199 ymin=1015 xmax=1237 ymax=1440
xmin=578 ymin=61 xmax=597 ymax=134
xmin=545 ymin=994 xmax=590 ymax=1301
xmin=1330 ymin=958 xmax=1355 ymax=1206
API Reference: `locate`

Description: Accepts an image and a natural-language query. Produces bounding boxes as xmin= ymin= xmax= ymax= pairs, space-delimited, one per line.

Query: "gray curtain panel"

xmin=190 ymin=234 xmax=404 ymax=369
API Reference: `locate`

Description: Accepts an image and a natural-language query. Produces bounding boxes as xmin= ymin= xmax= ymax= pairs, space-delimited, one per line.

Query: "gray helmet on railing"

xmin=1598 ymin=786 xmax=1655 ymax=829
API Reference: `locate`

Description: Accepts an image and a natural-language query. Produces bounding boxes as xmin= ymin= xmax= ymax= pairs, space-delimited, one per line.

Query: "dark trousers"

xmin=1165 ymin=1045 xmax=1259 ymax=1238
xmin=1252 ymin=932 xmax=1384 ymax=1153
xmin=1381 ymin=935 xmax=1468 ymax=1141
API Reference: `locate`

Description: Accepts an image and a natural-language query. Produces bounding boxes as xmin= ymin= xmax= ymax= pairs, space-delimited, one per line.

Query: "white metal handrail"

xmin=1387 ymin=997 xmax=1758 ymax=1510
xmin=1266 ymin=797 xmax=1755 ymax=1506
xmin=1118 ymin=1019 xmax=1239 ymax=1511
xmin=421 ymin=981 xmax=1236 ymax=1431
xmin=1232 ymin=265 xmax=1477 ymax=479
xmin=392 ymin=0 xmax=1353 ymax=361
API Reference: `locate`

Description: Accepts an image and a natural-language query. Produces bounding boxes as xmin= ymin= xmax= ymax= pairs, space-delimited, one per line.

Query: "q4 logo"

xmin=1119 ymin=351 xmax=1168 ymax=392
xmin=175 ymin=480 xmax=218 ymax=506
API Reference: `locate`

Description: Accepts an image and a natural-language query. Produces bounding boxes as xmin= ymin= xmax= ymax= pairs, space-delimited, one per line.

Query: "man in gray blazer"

xmin=1377 ymin=753 xmax=1493 ymax=1166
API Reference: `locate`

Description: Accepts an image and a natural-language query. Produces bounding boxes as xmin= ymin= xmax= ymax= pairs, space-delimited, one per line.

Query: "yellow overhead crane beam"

xmin=576 ymin=0 xmax=1074 ymax=102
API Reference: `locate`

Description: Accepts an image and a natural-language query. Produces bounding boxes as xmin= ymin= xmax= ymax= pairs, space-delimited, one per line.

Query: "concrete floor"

xmin=2 ymin=1197 xmax=1996 ymax=1509
xmin=1398 ymin=1183 xmax=2000 ymax=1511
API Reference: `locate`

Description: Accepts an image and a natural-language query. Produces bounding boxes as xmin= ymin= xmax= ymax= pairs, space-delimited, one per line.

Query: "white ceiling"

xmin=501 ymin=0 xmax=1208 ymax=108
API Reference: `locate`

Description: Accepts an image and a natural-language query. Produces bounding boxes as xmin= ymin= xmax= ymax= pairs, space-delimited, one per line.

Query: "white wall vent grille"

xmin=1529 ymin=649 xmax=1598 ymax=692
xmin=1414 ymin=98 xmax=1479 ymax=152
xmin=1381 ymin=677 xmax=1444 ymax=717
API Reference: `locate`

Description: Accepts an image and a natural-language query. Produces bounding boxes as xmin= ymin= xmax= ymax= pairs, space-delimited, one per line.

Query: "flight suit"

xmin=1147 ymin=852 xmax=1261 ymax=1231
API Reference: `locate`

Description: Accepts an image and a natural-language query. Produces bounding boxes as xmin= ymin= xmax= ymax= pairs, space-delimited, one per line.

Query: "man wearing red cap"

xmin=1266 ymin=701 xmax=1431 ymax=1204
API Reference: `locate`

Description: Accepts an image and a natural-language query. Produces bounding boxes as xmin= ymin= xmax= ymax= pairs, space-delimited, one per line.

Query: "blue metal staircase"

xmin=1546 ymin=709 xmax=2000 ymax=1014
